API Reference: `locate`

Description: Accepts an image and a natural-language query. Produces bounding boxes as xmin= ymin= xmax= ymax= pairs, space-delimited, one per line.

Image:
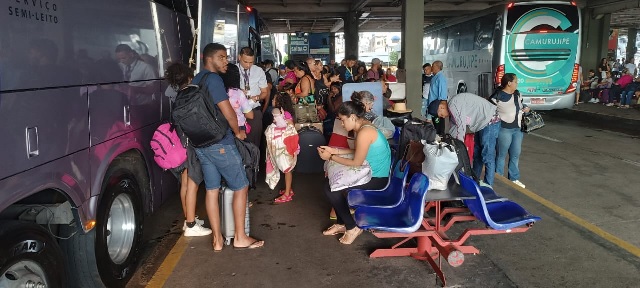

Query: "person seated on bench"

xmin=318 ymin=98 xmax=392 ymax=244
xmin=352 ymin=90 xmax=395 ymax=139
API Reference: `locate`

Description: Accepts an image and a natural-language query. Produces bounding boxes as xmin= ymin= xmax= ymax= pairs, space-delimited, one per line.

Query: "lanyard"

xmin=345 ymin=67 xmax=353 ymax=81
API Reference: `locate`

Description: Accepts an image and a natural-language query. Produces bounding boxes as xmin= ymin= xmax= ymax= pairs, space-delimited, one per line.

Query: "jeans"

xmin=621 ymin=91 xmax=634 ymax=105
xmin=194 ymin=143 xmax=249 ymax=191
xmin=472 ymin=122 xmax=500 ymax=186
xmin=496 ymin=127 xmax=524 ymax=181
xmin=421 ymin=98 xmax=429 ymax=118
xmin=324 ymin=177 xmax=388 ymax=230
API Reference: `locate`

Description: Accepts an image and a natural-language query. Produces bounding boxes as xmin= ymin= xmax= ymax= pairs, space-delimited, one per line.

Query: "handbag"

xmin=521 ymin=111 xmax=544 ymax=133
xmin=325 ymin=154 xmax=372 ymax=192
xmin=403 ymin=140 xmax=425 ymax=176
xmin=294 ymin=102 xmax=319 ymax=123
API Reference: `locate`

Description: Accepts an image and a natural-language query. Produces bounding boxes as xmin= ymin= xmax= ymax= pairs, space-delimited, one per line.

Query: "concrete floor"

xmin=128 ymin=107 xmax=640 ymax=288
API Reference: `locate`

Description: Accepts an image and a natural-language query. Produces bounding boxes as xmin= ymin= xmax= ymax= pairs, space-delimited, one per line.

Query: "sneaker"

xmin=479 ymin=180 xmax=492 ymax=188
xmin=623 ymin=105 xmax=630 ymax=109
xmin=605 ymin=103 xmax=614 ymax=107
xmin=183 ymin=215 xmax=205 ymax=231
xmin=588 ymin=98 xmax=596 ymax=103
xmin=512 ymin=180 xmax=526 ymax=189
xmin=183 ymin=222 xmax=212 ymax=237
xmin=594 ymin=99 xmax=600 ymax=104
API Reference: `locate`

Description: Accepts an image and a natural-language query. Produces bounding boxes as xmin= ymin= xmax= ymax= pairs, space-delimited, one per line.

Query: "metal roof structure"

xmin=241 ymin=0 xmax=640 ymax=33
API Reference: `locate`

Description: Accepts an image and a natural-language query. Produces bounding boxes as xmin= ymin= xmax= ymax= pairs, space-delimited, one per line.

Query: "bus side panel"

xmin=89 ymin=122 xmax=167 ymax=214
xmin=0 ymin=88 xmax=89 ymax=181
xmin=0 ymin=149 xmax=90 ymax=219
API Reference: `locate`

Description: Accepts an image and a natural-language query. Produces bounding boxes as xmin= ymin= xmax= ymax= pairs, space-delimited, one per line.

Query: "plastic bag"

xmin=422 ymin=141 xmax=459 ymax=190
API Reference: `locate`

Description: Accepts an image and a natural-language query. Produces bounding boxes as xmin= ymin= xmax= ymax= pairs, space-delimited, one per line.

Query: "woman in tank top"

xmin=317 ymin=98 xmax=391 ymax=245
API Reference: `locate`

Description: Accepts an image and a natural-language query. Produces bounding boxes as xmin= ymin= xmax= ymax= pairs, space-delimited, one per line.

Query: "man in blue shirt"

xmin=428 ymin=60 xmax=447 ymax=134
xmin=192 ymin=43 xmax=264 ymax=251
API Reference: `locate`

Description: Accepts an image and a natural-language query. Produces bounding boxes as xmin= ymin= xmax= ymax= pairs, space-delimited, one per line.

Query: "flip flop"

xmin=233 ymin=240 xmax=264 ymax=250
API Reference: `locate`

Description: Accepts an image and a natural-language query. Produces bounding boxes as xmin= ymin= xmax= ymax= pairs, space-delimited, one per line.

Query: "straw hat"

xmin=387 ymin=102 xmax=412 ymax=113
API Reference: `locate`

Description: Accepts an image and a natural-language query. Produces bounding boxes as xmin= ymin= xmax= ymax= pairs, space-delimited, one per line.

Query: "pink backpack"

xmin=150 ymin=123 xmax=187 ymax=169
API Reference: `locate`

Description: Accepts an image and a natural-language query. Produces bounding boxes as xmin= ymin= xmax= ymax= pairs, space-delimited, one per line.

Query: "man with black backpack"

xmin=190 ymin=43 xmax=264 ymax=251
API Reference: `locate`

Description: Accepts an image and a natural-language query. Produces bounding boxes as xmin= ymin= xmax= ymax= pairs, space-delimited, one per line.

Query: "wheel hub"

xmin=0 ymin=260 xmax=48 ymax=288
xmin=106 ymin=193 xmax=136 ymax=264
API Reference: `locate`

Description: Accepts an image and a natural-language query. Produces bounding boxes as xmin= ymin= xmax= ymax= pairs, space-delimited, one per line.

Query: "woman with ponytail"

xmin=317 ymin=98 xmax=391 ymax=245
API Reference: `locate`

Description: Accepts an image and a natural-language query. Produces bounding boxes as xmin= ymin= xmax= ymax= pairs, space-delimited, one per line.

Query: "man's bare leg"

xmin=205 ymin=188 xmax=224 ymax=251
xmin=232 ymin=186 xmax=264 ymax=248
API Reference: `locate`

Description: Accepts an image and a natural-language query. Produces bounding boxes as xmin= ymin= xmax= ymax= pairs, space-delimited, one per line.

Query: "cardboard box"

xmin=295 ymin=122 xmax=323 ymax=133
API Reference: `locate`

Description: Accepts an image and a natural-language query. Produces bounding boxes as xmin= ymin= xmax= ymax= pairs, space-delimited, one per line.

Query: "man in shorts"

xmin=192 ymin=43 xmax=264 ymax=251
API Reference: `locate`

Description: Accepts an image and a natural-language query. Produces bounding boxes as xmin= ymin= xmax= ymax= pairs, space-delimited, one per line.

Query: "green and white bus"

xmin=423 ymin=1 xmax=581 ymax=110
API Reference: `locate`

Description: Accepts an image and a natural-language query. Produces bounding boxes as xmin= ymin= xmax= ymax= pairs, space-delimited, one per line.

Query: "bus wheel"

xmin=0 ymin=221 xmax=66 ymax=288
xmin=457 ymin=84 xmax=467 ymax=94
xmin=61 ymin=160 xmax=144 ymax=288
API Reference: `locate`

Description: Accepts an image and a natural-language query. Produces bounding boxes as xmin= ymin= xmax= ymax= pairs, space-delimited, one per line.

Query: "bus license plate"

xmin=531 ymin=98 xmax=545 ymax=104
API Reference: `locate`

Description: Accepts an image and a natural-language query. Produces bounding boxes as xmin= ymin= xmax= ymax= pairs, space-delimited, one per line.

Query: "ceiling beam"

xmin=351 ymin=0 xmax=371 ymax=11
xmin=592 ymin=0 xmax=640 ymax=15
xmin=250 ymin=3 xmax=349 ymax=13
xmin=330 ymin=19 xmax=345 ymax=32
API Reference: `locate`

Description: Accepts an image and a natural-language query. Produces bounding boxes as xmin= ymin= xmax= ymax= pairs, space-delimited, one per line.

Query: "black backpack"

xmin=234 ymin=138 xmax=260 ymax=189
xmin=171 ymin=73 xmax=229 ymax=148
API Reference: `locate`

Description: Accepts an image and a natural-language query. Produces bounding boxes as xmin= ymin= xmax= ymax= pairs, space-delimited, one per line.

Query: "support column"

xmin=344 ymin=11 xmax=359 ymax=58
xmin=401 ymin=0 xmax=424 ymax=115
xmin=626 ymin=28 xmax=637 ymax=63
xmin=580 ymin=9 xmax=610 ymax=76
xmin=330 ymin=32 xmax=336 ymax=63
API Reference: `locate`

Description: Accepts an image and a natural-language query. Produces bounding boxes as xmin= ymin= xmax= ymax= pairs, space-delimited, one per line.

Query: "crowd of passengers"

xmin=162 ymin=42 xmax=530 ymax=250
xmin=578 ymin=57 xmax=640 ymax=109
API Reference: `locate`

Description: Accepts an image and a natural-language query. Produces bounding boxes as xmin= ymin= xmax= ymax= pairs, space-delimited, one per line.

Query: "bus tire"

xmin=457 ymin=84 xmax=467 ymax=94
xmin=61 ymin=160 xmax=144 ymax=288
xmin=0 ymin=220 xmax=66 ymax=288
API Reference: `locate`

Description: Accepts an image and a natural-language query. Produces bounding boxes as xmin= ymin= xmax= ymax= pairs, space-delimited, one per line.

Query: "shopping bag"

xmin=422 ymin=141 xmax=459 ymax=190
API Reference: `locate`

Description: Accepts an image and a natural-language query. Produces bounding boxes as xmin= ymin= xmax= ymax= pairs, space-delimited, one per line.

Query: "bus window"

xmin=459 ymin=24 xmax=475 ymax=52
xmin=474 ymin=15 xmax=495 ymax=50
xmin=436 ymin=29 xmax=448 ymax=54
xmin=447 ymin=27 xmax=459 ymax=53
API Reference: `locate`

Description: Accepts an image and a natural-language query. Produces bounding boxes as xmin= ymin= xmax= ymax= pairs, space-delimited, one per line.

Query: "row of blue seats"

xmin=348 ymin=160 xmax=541 ymax=233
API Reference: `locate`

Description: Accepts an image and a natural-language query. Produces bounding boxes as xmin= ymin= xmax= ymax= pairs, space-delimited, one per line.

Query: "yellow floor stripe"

xmin=496 ymin=175 xmax=640 ymax=258
xmin=146 ymin=236 xmax=189 ymax=288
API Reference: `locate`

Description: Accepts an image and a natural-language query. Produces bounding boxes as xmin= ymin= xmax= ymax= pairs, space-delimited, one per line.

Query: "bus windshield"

xmin=504 ymin=3 xmax=580 ymax=102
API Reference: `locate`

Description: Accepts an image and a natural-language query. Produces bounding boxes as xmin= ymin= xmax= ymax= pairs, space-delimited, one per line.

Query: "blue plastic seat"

xmin=354 ymin=173 xmax=430 ymax=233
xmin=458 ymin=172 xmax=541 ymax=230
xmin=347 ymin=160 xmax=409 ymax=209
xmin=478 ymin=186 xmax=509 ymax=203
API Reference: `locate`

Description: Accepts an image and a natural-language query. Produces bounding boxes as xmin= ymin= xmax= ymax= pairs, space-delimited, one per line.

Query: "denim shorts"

xmin=194 ymin=143 xmax=249 ymax=191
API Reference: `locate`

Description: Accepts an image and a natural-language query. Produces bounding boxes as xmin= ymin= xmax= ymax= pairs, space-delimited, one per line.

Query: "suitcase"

xmin=295 ymin=126 xmax=326 ymax=173
xmin=219 ymin=186 xmax=250 ymax=245
xmin=295 ymin=122 xmax=323 ymax=133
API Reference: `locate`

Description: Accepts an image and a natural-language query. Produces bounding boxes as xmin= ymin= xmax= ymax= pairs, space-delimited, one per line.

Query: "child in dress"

xmin=268 ymin=93 xmax=298 ymax=204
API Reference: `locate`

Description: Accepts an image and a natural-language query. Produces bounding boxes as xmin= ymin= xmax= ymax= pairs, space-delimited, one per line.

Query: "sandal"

xmin=322 ymin=224 xmax=346 ymax=236
xmin=278 ymin=189 xmax=295 ymax=196
xmin=273 ymin=194 xmax=293 ymax=204
xmin=339 ymin=227 xmax=363 ymax=244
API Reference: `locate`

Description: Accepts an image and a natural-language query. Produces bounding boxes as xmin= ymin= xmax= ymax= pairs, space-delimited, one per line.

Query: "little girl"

xmin=265 ymin=92 xmax=298 ymax=204
xmin=220 ymin=64 xmax=254 ymax=132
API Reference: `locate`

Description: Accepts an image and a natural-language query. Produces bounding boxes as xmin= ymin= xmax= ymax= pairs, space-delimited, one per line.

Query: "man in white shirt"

xmin=115 ymin=44 xmax=157 ymax=105
xmin=625 ymin=58 xmax=637 ymax=77
xmin=237 ymin=47 xmax=269 ymax=147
